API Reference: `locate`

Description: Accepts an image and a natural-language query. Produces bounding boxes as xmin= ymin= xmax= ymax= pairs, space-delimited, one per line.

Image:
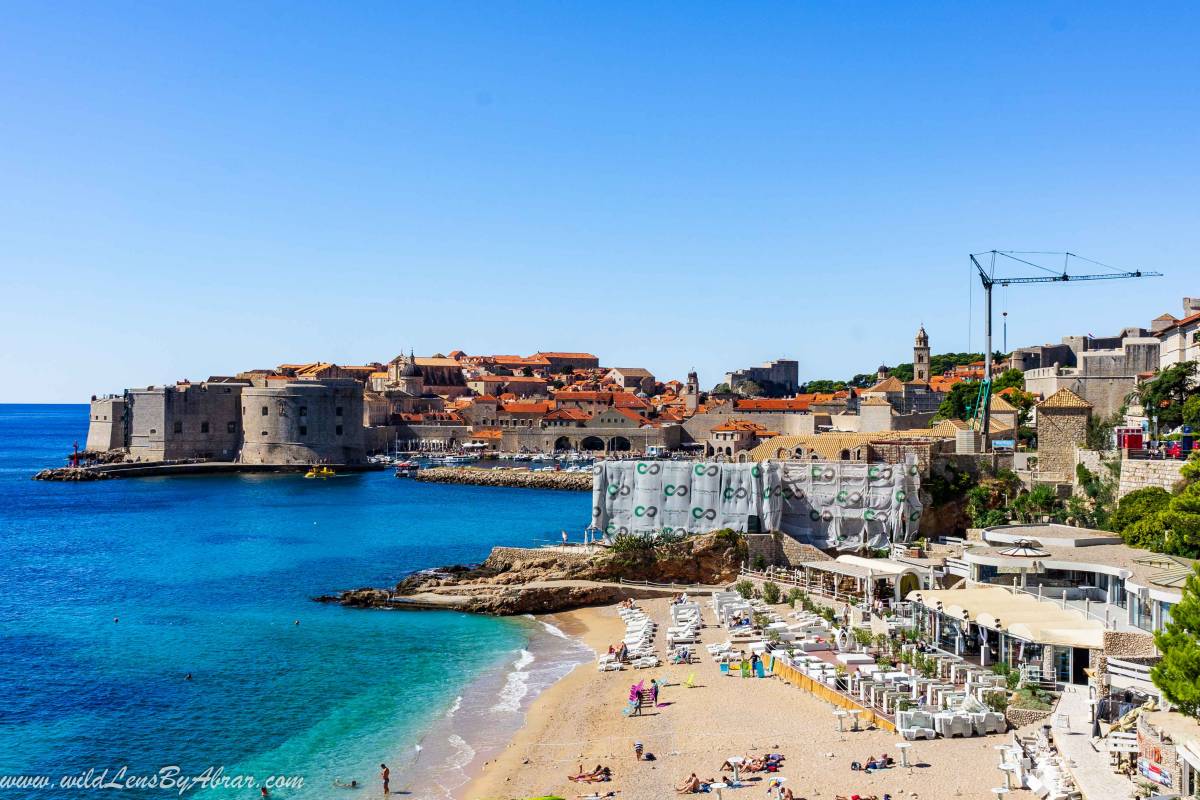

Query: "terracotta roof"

xmin=608 ymin=367 xmax=654 ymax=378
xmin=748 ymin=430 xmax=945 ymax=461
xmin=989 ymin=394 xmax=1018 ymax=412
xmin=472 ymin=395 xmax=500 ymax=404
xmin=415 ymin=357 xmax=463 ymax=368
xmin=553 ymin=390 xmax=613 ymax=402
xmin=1037 ymin=387 xmax=1092 ymax=410
xmin=735 ymin=397 xmax=812 ymax=412
xmin=502 ymin=401 xmax=552 ymax=415
xmin=929 ymin=376 xmax=964 ymax=392
xmin=712 ymin=419 xmax=769 ymax=433
xmin=533 ymin=352 xmax=598 ymax=360
xmin=369 ymin=371 xmax=388 ymax=378
xmin=605 ymin=407 xmax=652 ymax=425
xmin=865 ymin=376 xmax=905 ymax=393
xmin=860 ymin=396 xmax=893 ymax=407
xmin=613 ymin=393 xmax=652 ymax=410
xmin=544 ymin=408 xmax=591 ymax=421
xmin=1155 ymin=311 xmax=1200 ymax=334
xmin=470 ymin=428 xmax=502 ymax=439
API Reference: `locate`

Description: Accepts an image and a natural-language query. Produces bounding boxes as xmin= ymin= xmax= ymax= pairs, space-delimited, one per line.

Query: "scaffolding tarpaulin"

xmin=592 ymin=457 xmax=921 ymax=548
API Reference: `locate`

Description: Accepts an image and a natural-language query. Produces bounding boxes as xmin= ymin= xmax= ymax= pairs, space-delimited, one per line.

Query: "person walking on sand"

xmin=634 ymin=741 xmax=644 ymax=761
xmin=379 ymin=763 xmax=389 ymax=794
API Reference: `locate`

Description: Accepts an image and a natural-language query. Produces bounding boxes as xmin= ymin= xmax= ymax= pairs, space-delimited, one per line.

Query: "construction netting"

xmin=591 ymin=458 xmax=922 ymax=551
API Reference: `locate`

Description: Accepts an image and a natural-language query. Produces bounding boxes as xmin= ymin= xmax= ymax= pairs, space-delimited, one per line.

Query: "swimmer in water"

xmin=332 ymin=779 xmax=359 ymax=789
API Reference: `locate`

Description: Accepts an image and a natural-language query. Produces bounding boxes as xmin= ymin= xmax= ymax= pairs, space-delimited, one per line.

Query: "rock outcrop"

xmin=413 ymin=467 xmax=591 ymax=491
xmin=33 ymin=467 xmax=110 ymax=482
xmin=317 ymin=531 xmax=747 ymax=615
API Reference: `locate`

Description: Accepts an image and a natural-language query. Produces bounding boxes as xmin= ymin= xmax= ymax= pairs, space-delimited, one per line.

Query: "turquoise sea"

xmin=0 ymin=404 xmax=589 ymax=799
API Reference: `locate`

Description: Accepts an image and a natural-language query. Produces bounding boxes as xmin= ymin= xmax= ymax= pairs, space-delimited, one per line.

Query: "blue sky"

xmin=2 ymin=2 xmax=1198 ymax=402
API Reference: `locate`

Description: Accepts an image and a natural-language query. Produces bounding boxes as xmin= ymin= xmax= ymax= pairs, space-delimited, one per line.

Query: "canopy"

xmin=906 ymin=585 xmax=1105 ymax=649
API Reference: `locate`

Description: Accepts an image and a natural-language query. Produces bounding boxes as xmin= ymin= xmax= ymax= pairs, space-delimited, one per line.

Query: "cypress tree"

xmin=1151 ymin=564 xmax=1200 ymax=717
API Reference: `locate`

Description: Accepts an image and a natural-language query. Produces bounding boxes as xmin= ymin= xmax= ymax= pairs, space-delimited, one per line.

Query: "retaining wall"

xmin=1117 ymin=458 xmax=1185 ymax=498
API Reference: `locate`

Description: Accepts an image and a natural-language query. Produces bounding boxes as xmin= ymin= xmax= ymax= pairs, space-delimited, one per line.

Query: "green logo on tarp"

xmin=608 ymin=485 xmax=619 ymax=496
xmin=694 ymin=464 xmax=706 ymax=476
xmin=637 ymin=463 xmax=648 ymax=474
xmin=723 ymin=488 xmax=734 ymax=500
xmin=635 ymin=506 xmax=645 ymax=517
xmin=809 ymin=509 xmax=821 ymax=521
xmin=868 ymin=466 xmax=881 ymax=479
xmin=692 ymin=507 xmax=704 ymax=519
xmin=664 ymin=484 xmax=676 ymax=496
xmin=864 ymin=509 xmax=876 ymax=520
xmin=751 ymin=465 xmax=762 ymax=477
xmin=895 ymin=490 xmax=907 ymax=501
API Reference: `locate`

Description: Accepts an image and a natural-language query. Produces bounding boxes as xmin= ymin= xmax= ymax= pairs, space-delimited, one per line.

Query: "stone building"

xmin=604 ymin=367 xmax=656 ymax=393
xmin=86 ymin=395 xmax=126 ymax=452
xmin=123 ymin=381 xmax=247 ymax=462
xmin=1018 ymin=327 xmax=1161 ymax=417
xmin=1154 ymin=297 xmax=1200 ymax=370
xmin=238 ymin=379 xmax=366 ymax=466
xmin=724 ymin=358 xmax=799 ymax=394
xmin=1034 ymin=387 xmax=1092 ymax=482
xmin=708 ymin=419 xmax=777 ymax=457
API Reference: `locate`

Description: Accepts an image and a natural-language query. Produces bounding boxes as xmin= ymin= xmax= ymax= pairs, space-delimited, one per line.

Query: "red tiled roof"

xmin=735 ymin=397 xmax=811 ymax=412
xmin=502 ymin=401 xmax=552 ymax=415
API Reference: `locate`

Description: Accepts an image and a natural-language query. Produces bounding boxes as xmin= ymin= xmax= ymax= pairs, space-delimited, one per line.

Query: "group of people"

xmin=849 ymin=753 xmax=895 ymax=773
xmin=718 ymin=752 xmax=784 ymax=773
xmin=569 ymin=764 xmax=613 ymax=783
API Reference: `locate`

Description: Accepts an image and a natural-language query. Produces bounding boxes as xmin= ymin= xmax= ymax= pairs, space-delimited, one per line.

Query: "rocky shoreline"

xmin=33 ymin=467 xmax=111 ymax=482
xmin=412 ymin=466 xmax=592 ymax=491
xmin=315 ymin=531 xmax=746 ymax=615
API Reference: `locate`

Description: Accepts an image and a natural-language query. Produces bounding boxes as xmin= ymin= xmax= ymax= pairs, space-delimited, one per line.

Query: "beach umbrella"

xmin=997 ymin=539 xmax=1049 ymax=558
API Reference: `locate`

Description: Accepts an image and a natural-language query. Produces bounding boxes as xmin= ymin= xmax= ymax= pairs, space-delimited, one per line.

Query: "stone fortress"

xmin=81 ymin=295 xmax=1195 ymax=475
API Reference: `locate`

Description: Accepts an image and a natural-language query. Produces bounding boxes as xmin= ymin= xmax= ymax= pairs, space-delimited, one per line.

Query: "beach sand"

xmin=460 ymin=597 xmax=1035 ymax=800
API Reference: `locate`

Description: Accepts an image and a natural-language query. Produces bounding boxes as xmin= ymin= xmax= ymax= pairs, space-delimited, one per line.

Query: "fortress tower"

xmin=913 ymin=325 xmax=931 ymax=384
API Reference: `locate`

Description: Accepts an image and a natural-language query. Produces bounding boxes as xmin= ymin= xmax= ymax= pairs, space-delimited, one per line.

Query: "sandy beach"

xmin=460 ymin=597 xmax=1035 ymax=800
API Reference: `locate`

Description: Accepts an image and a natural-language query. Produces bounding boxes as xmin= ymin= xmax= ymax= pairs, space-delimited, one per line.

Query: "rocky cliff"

xmin=317 ymin=530 xmax=747 ymax=615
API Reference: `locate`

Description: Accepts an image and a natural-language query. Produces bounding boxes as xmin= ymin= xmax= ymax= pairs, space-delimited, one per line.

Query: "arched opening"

xmin=581 ymin=436 xmax=606 ymax=451
xmin=735 ymin=451 xmax=750 ymax=463
xmin=609 ymin=436 xmax=631 ymax=452
xmin=839 ymin=449 xmax=851 ymax=460
xmin=897 ymin=572 xmax=920 ymax=601
xmin=793 ymin=447 xmax=805 ymax=458
xmin=553 ymin=436 xmax=572 ymax=452
xmin=724 ymin=446 xmax=732 ymax=456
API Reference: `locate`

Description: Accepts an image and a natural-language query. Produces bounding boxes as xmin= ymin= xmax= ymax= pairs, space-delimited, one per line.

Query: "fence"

xmin=764 ymin=653 xmax=896 ymax=732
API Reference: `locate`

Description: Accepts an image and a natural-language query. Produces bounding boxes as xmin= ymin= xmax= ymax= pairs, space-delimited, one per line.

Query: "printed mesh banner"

xmin=592 ymin=458 xmax=922 ymax=549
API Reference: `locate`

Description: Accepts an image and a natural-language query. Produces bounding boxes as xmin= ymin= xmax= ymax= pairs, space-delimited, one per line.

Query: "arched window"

xmin=839 ymin=449 xmax=851 ymax=460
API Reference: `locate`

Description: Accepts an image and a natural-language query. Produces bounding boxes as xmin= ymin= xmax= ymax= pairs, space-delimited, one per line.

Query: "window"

xmin=150 ymin=428 xmax=157 ymax=435
xmin=173 ymin=421 xmax=183 ymax=434
xmin=261 ymin=406 xmax=269 ymax=416
xmin=299 ymin=425 xmax=307 ymax=436
xmin=335 ymin=425 xmax=344 ymax=436
xmin=335 ymin=406 xmax=343 ymax=417
xmin=227 ymin=422 xmax=236 ymax=434
xmin=299 ymin=407 xmax=308 ymax=417
xmin=200 ymin=421 xmax=209 ymax=434
xmin=261 ymin=431 xmax=269 ymax=436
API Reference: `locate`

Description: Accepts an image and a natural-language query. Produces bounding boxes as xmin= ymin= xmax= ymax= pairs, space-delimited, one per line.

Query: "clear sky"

xmin=2 ymin=2 xmax=1198 ymax=403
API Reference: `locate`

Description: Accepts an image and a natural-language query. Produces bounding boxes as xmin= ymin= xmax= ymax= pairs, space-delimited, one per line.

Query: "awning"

xmin=906 ymin=585 xmax=1105 ymax=649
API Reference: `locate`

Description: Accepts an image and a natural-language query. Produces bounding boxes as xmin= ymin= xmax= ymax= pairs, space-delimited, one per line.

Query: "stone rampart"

xmin=1118 ymin=458 xmax=1185 ymax=498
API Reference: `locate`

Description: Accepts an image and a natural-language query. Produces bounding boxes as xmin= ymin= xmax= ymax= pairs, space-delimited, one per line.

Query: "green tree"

xmin=1152 ymin=565 xmax=1200 ymax=717
xmin=1139 ymin=361 xmax=1198 ymax=429
xmin=711 ymin=383 xmax=731 ymax=394
xmin=1184 ymin=395 xmax=1200 ymax=428
xmin=993 ymin=368 xmax=1026 ymax=393
xmin=935 ymin=381 xmax=982 ymax=421
xmin=801 ymin=379 xmax=847 ymax=393
xmin=1111 ymin=487 xmax=1172 ymax=537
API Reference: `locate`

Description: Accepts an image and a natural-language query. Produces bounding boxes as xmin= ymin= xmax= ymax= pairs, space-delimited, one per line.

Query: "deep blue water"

xmin=0 ymin=405 xmax=585 ymax=798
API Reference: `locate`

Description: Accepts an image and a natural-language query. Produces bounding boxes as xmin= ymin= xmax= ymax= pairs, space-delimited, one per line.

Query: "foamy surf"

xmin=490 ymin=649 xmax=534 ymax=712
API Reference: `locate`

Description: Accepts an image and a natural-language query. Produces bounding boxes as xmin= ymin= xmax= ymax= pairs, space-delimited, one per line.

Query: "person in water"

xmin=332 ymin=779 xmax=359 ymax=789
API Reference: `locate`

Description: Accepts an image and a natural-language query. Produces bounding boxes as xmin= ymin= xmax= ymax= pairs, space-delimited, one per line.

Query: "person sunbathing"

xmin=675 ymin=773 xmax=702 ymax=793
xmin=569 ymin=765 xmax=611 ymax=783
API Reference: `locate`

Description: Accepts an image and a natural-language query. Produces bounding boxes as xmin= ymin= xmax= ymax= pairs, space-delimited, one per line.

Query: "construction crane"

xmin=969 ymin=250 xmax=1162 ymax=449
